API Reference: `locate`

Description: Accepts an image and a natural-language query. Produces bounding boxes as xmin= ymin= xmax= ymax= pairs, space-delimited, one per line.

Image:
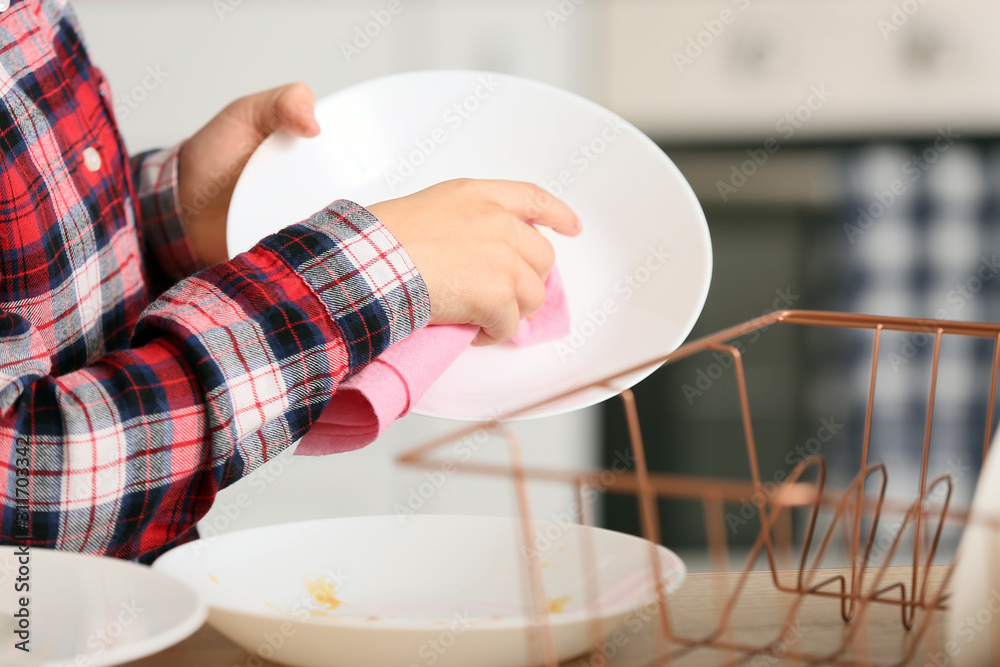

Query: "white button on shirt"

xmin=83 ymin=147 xmax=102 ymax=172
xmin=0 ymin=1 xmax=11 ymax=12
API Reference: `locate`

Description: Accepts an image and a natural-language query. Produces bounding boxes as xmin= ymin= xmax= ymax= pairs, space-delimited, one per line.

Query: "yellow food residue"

xmin=305 ymin=576 xmax=344 ymax=610
xmin=547 ymin=596 xmax=572 ymax=614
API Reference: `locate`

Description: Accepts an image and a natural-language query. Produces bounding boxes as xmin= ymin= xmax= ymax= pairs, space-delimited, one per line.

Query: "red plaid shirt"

xmin=0 ymin=0 xmax=430 ymax=562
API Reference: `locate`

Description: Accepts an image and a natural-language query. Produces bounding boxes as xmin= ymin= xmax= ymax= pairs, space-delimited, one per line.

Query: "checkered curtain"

xmin=814 ymin=140 xmax=1000 ymax=504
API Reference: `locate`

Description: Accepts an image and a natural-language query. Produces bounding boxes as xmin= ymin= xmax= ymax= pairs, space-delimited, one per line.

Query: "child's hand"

xmin=178 ymin=83 xmax=321 ymax=267
xmin=366 ymin=179 xmax=581 ymax=345
xmin=176 ymin=86 xmax=580 ymax=347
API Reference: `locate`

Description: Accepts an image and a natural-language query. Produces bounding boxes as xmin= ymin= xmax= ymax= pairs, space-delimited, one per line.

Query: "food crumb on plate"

xmin=304 ymin=576 xmax=344 ymax=610
xmin=547 ymin=596 xmax=572 ymax=614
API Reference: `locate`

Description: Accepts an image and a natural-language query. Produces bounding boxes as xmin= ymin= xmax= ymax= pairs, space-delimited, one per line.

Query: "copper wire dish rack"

xmin=396 ymin=309 xmax=1000 ymax=666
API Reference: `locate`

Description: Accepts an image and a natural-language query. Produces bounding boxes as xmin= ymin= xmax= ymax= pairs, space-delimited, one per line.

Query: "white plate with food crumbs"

xmin=0 ymin=546 xmax=205 ymax=666
xmin=152 ymin=515 xmax=686 ymax=667
xmin=227 ymin=70 xmax=712 ymax=421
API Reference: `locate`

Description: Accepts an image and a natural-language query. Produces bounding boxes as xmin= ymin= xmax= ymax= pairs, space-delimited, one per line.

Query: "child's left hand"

xmin=177 ymin=82 xmax=321 ymax=267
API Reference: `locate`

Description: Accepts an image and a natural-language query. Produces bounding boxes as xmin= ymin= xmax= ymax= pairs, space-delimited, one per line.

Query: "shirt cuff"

xmin=258 ymin=200 xmax=431 ymax=372
xmin=130 ymin=145 xmax=204 ymax=281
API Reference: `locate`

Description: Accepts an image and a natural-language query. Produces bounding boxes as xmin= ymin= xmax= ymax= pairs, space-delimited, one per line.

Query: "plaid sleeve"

xmin=130 ymin=146 xmax=205 ymax=281
xmin=258 ymin=200 xmax=430 ymax=370
xmin=0 ymin=202 xmax=429 ymax=560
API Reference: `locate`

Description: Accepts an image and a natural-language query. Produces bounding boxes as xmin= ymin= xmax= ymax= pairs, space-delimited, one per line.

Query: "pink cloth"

xmin=296 ymin=268 xmax=569 ymax=455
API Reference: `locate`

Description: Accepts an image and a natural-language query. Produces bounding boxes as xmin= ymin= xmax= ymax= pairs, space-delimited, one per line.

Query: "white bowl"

xmin=227 ymin=70 xmax=712 ymax=420
xmin=153 ymin=514 xmax=685 ymax=667
xmin=0 ymin=546 xmax=205 ymax=666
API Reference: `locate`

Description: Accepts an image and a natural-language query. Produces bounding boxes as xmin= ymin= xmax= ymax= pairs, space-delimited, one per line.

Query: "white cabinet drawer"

xmin=602 ymin=0 xmax=1000 ymax=140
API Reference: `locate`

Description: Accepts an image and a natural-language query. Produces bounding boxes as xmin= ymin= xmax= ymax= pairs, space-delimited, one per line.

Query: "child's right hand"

xmin=366 ymin=179 xmax=581 ymax=346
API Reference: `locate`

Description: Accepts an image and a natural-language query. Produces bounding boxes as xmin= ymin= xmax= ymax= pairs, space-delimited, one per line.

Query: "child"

xmin=0 ymin=0 xmax=579 ymax=563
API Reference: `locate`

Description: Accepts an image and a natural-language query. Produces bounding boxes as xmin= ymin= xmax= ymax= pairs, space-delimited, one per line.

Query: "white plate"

xmin=227 ymin=70 xmax=712 ymax=420
xmin=0 ymin=546 xmax=206 ymax=666
xmin=153 ymin=514 xmax=685 ymax=667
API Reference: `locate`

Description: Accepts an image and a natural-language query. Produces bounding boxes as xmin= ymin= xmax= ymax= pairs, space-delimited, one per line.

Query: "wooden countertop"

xmin=125 ymin=566 xmax=949 ymax=666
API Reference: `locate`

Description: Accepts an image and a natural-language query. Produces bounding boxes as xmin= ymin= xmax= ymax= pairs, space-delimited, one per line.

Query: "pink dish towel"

xmin=296 ymin=267 xmax=570 ymax=456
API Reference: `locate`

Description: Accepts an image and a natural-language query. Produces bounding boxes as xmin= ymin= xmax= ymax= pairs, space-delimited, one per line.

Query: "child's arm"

xmin=0 ymin=199 xmax=428 ymax=560
xmin=0 ymin=180 xmax=576 ymax=561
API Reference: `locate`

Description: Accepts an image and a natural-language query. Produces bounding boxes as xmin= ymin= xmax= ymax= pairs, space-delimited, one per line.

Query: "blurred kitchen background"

xmin=72 ymin=0 xmax=1000 ymax=569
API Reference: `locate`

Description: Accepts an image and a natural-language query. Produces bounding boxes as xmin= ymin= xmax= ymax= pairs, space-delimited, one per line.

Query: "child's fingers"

xmin=512 ymin=217 xmax=555 ymax=281
xmin=242 ymin=83 xmax=319 ymax=139
xmin=472 ymin=261 xmax=545 ymax=347
xmin=272 ymin=83 xmax=320 ymax=137
xmin=514 ymin=259 xmax=547 ymax=319
xmin=486 ymin=180 xmax=581 ymax=237
xmin=473 ymin=301 xmax=521 ymax=346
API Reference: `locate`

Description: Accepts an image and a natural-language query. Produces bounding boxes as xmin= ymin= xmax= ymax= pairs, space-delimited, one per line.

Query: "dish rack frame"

xmin=396 ymin=309 xmax=1000 ymax=666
